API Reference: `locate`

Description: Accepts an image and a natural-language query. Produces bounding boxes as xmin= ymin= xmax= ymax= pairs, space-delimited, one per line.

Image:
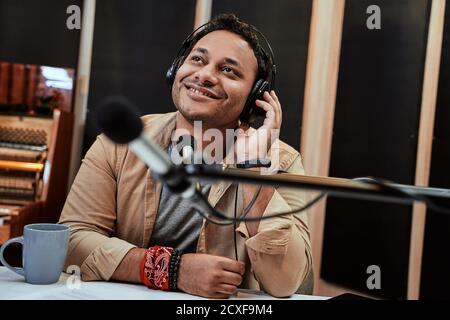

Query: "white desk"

xmin=0 ymin=267 xmax=328 ymax=300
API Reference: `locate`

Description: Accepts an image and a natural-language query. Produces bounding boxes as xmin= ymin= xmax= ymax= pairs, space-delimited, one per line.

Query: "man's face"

xmin=172 ymin=30 xmax=258 ymax=128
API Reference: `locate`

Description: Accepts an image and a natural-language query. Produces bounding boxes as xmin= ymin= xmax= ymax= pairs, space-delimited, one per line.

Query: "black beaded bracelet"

xmin=169 ymin=249 xmax=181 ymax=291
xmin=170 ymin=250 xmax=181 ymax=291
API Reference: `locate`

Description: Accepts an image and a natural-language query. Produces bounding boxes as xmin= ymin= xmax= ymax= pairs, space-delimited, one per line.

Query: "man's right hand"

xmin=177 ymin=253 xmax=245 ymax=299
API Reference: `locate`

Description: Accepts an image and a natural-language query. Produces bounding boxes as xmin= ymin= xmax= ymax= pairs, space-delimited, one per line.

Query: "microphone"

xmin=94 ymin=96 xmax=195 ymax=197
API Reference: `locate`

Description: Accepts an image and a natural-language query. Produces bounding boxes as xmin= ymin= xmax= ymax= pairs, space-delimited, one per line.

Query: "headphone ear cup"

xmin=166 ymin=64 xmax=176 ymax=87
xmin=166 ymin=56 xmax=183 ymax=88
xmin=240 ymin=79 xmax=268 ymax=124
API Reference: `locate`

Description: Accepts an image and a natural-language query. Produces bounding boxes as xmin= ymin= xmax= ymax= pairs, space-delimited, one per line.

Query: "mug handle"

xmin=0 ymin=236 xmax=25 ymax=277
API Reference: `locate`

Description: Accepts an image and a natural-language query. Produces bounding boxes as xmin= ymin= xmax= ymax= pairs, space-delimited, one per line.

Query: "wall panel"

xmin=321 ymin=0 xmax=430 ymax=299
xmin=83 ymin=0 xmax=195 ymax=153
xmin=420 ymin=2 xmax=450 ymax=300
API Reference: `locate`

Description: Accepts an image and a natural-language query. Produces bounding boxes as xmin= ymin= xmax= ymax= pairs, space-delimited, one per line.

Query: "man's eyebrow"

xmin=192 ymin=47 xmax=243 ymax=69
xmin=223 ymin=57 xmax=242 ymax=69
xmin=192 ymin=47 xmax=208 ymax=55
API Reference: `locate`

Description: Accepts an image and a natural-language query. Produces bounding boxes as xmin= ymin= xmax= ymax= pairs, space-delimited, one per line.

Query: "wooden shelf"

xmin=0 ymin=160 xmax=43 ymax=172
xmin=0 ymin=224 xmax=10 ymax=244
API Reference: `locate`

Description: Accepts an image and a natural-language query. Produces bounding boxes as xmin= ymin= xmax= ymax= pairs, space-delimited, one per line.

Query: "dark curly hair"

xmin=185 ymin=13 xmax=269 ymax=80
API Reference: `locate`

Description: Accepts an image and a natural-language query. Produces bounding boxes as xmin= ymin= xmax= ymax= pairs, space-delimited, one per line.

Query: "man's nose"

xmin=194 ymin=65 xmax=218 ymax=86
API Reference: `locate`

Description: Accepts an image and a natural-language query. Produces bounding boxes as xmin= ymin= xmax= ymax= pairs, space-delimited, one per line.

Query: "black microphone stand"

xmin=176 ymin=164 xmax=450 ymax=225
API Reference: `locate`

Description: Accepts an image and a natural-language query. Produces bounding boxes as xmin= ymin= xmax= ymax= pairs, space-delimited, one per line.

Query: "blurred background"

xmin=0 ymin=0 xmax=449 ymax=300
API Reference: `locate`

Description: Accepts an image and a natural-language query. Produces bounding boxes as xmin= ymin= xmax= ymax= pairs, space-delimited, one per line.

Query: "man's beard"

xmin=178 ymin=108 xmax=212 ymax=122
xmin=176 ymin=104 xmax=228 ymax=127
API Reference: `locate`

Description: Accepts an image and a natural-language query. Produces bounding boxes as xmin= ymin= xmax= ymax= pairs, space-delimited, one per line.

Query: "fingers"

xmin=219 ymin=270 xmax=243 ymax=286
xmin=177 ymin=254 xmax=246 ymax=299
xmin=255 ymin=97 xmax=275 ymax=114
xmin=255 ymin=99 xmax=276 ymax=127
xmin=237 ymin=122 xmax=250 ymax=132
xmin=270 ymin=90 xmax=281 ymax=109
xmin=255 ymin=91 xmax=281 ymax=127
xmin=270 ymin=90 xmax=282 ymax=124
xmin=220 ymin=258 xmax=245 ymax=275
xmin=216 ymin=283 xmax=238 ymax=296
xmin=265 ymin=90 xmax=281 ymax=125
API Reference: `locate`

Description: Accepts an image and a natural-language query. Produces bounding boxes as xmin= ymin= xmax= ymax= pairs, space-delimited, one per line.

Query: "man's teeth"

xmin=189 ymin=87 xmax=212 ymax=98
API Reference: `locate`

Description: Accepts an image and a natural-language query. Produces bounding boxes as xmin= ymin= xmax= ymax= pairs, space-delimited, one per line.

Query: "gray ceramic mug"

xmin=0 ymin=223 xmax=69 ymax=284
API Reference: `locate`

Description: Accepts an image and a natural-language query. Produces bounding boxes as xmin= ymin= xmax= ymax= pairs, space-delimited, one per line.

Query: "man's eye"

xmin=222 ymin=66 xmax=234 ymax=73
xmin=191 ymin=56 xmax=203 ymax=63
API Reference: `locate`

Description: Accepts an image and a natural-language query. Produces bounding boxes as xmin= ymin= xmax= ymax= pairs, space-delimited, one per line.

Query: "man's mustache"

xmin=182 ymin=80 xmax=224 ymax=99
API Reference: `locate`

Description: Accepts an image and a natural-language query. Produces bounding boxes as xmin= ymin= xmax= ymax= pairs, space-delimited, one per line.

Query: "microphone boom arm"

xmin=183 ymin=165 xmax=450 ymax=206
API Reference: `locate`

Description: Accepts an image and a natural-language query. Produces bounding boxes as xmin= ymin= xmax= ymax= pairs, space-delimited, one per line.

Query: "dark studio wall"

xmin=420 ymin=3 xmax=450 ymax=300
xmin=212 ymin=0 xmax=312 ymax=150
xmin=321 ymin=0 xmax=430 ymax=299
xmin=0 ymin=0 xmax=81 ymax=68
xmin=83 ymin=0 xmax=196 ymax=154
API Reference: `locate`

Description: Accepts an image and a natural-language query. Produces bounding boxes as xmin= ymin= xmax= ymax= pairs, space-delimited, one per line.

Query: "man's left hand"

xmin=234 ymin=90 xmax=282 ymax=162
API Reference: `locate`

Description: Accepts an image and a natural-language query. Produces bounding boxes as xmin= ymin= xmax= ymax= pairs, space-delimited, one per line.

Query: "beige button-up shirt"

xmin=59 ymin=111 xmax=312 ymax=297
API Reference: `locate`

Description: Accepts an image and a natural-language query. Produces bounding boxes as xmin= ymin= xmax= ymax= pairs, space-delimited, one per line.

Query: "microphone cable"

xmin=232 ymin=183 xmax=264 ymax=261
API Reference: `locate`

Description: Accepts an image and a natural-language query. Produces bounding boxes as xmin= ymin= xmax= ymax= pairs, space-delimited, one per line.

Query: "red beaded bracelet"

xmin=140 ymin=245 xmax=174 ymax=291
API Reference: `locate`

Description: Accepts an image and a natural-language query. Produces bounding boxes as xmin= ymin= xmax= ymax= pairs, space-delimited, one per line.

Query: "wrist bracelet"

xmin=169 ymin=249 xmax=182 ymax=291
xmin=140 ymin=245 xmax=174 ymax=291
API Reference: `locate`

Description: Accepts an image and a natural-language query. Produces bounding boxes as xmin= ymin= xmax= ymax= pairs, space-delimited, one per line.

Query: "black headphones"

xmin=166 ymin=21 xmax=276 ymax=125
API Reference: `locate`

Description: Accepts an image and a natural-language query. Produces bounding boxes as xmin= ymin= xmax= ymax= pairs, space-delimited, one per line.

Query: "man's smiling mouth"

xmin=184 ymin=84 xmax=221 ymax=99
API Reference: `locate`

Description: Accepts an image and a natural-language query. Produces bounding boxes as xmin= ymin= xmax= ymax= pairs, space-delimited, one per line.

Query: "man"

xmin=59 ymin=14 xmax=312 ymax=298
